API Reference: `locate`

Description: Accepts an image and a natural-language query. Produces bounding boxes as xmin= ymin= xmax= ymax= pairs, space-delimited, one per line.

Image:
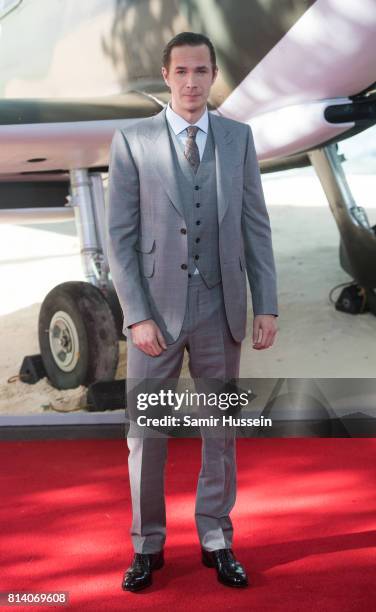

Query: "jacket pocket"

xmin=135 ymin=235 xmax=155 ymax=254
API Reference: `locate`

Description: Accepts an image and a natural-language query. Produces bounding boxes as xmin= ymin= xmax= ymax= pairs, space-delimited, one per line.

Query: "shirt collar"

xmin=166 ymin=101 xmax=208 ymax=135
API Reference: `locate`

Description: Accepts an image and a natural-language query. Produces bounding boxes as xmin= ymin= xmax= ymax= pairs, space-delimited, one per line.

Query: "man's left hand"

xmin=252 ymin=315 xmax=278 ymax=350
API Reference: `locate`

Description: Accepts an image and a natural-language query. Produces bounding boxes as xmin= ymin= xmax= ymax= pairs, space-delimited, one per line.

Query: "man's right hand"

xmin=130 ymin=319 xmax=167 ymax=356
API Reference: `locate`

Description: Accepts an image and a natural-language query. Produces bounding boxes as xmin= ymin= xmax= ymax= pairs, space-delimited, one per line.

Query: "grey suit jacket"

xmin=106 ymin=107 xmax=278 ymax=344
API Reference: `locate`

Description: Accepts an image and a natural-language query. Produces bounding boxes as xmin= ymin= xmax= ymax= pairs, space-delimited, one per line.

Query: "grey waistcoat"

xmin=167 ymin=121 xmax=221 ymax=288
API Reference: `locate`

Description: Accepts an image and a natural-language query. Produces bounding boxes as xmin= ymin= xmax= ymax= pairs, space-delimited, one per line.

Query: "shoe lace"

xmin=132 ymin=553 xmax=148 ymax=572
xmin=218 ymin=548 xmax=235 ymax=563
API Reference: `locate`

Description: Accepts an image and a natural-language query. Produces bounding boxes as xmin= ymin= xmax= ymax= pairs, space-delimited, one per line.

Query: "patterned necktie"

xmin=184 ymin=125 xmax=200 ymax=173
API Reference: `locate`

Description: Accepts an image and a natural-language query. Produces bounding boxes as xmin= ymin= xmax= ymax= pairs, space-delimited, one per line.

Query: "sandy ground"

xmin=1 ymin=167 xmax=376 ymax=415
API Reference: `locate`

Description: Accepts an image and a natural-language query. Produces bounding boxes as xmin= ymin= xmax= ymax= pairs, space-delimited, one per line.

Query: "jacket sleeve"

xmin=106 ymin=128 xmax=152 ymax=330
xmin=241 ymin=126 xmax=278 ymax=316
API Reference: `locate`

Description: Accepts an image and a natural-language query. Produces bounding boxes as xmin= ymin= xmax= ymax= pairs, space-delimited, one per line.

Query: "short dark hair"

xmin=162 ymin=32 xmax=217 ymax=73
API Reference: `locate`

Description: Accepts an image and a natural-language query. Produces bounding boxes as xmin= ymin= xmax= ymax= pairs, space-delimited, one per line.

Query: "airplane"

xmin=0 ymin=0 xmax=375 ymax=390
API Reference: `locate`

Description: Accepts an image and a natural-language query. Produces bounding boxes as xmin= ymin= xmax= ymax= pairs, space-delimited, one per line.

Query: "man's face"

xmin=162 ymin=44 xmax=217 ymax=118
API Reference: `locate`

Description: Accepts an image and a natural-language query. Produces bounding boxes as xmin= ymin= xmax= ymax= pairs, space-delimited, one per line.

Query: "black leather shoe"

xmin=201 ymin=548 xmax=249 ymax=587
xmin=122 ymin=550 xmax=164 ymax=592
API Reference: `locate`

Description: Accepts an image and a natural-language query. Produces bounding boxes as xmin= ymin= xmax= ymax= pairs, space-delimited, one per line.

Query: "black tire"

xmin=38 ymin=281 xmax=119 ymax=390
xmin=101 ymin=285 xmax=125 ymax=340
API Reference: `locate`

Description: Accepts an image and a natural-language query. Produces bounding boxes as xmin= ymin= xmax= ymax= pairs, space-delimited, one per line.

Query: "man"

xmin=106 ymin=32 xmax=278 ymax=592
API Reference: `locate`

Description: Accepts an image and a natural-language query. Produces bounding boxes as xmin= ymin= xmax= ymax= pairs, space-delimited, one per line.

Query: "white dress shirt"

xmin=165 ymin=102 xmax=208 ymax=160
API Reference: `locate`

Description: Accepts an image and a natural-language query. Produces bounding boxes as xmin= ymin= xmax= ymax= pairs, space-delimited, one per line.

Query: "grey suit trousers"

xmin=126 ymin=273 xmax=242 ymax=553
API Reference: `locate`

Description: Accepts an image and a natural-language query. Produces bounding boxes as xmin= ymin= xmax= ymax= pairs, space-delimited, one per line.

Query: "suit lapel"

xmin=147 ymin=108 xmax=185 ymax=219
xmin=146 ymin=108 xmax=239 ymax=224
xmin=209 ymin=113 xmax=237 ymax=225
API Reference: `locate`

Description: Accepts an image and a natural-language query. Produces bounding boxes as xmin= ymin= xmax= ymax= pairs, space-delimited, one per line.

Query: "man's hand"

xmin=252 ymin=315 xmax=278 ymax=350
xmin=130 ymin=319 xmax=167 ymax=356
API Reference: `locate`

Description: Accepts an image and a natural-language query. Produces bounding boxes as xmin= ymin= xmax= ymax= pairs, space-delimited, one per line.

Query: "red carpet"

xmin=0 ymin=438 xmax=375 ymax=611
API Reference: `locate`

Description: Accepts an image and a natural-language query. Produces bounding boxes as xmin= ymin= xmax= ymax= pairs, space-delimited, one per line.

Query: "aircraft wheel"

xmin=38 ymin=281 xmax=119 ymax=390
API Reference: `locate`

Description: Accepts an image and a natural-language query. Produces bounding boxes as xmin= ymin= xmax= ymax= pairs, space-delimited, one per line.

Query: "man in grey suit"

xmin=106 ymin=32 xmax=278 ymax=592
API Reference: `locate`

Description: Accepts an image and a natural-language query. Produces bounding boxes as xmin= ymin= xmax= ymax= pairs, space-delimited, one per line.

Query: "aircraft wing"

xmin=0 ymin=0 xmax=375 ymax=180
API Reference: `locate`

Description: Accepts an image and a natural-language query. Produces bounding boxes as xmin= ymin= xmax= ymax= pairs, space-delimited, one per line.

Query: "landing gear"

xmin=37 ymin=168 xmax=123 ymax=389
xmin=39 ymin=281 xmax=119 ymax=389
xmin=309 ymin=144 xmax=376 ymax=315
